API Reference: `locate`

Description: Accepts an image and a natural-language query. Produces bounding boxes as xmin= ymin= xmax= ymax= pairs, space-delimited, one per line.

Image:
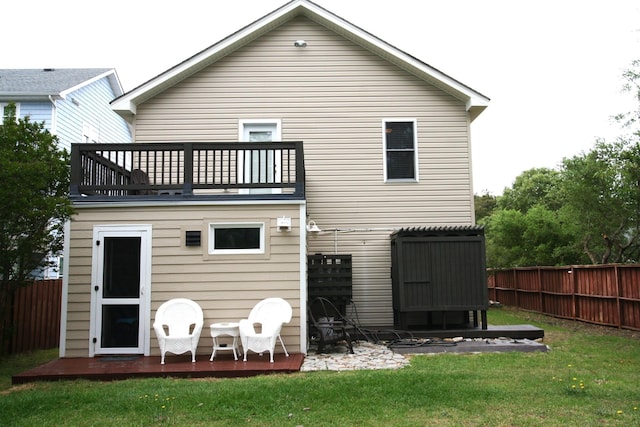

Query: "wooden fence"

xmin=0 ymin=279 xmax=62 ymax=354
xmin=488 ymin=264 xmax=640 ymax=331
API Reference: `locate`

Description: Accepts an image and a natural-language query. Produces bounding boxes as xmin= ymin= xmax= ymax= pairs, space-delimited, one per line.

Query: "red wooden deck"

xmin=12 ymin=352 xmax=305 ymax=385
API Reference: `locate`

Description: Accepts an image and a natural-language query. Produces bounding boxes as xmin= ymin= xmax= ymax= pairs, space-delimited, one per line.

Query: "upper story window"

xmin=383 ymin=120 xmax=418 ymax=182
xmin=83 ymin=123 xmax=99 ymax=143
xmin=208 ymin=223 xmax=265 ymax=255
xmin=1 ymin=102 xmax=20 ymax=120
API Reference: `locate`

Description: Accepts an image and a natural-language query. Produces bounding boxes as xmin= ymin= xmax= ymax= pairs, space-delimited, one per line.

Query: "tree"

xmin=474 ymin=191 xmax=497 ymax=223
xmin=560 ymin=138 xmax=640 ymax=263
xmin=482 ymin=205 xmax=583 ymax=268
xmin=498 ymin=167 xmax=562 ymax=212
xmin=0 ymin=104 xmax=74 ymax=352
xmin=558 ymin=60 xmax=640 ymax=264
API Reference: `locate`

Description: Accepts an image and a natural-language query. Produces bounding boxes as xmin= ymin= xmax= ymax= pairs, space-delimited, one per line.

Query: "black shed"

xmin=390 ymin=226 xmax=488 ymax=330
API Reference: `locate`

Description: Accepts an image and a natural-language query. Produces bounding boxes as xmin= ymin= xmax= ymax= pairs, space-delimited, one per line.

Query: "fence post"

xmin=570 ymin=266 xmax=577 ymax=320
xmin=537 ymin=267 xmax=543 ymax=314
xmin=615 ymin=265 xmax=622 ymax=329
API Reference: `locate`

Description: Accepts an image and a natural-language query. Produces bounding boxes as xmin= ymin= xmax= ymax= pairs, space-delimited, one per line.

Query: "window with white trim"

xmin=83 ymin=122 xmax=99 ymax=143
xmin=383 ymin=120 xmax=418 ymax=181
xmin=1 ymin=102 xmax=20 ymax=120
xmin=208 ymin=223 xmax=265 ymax=254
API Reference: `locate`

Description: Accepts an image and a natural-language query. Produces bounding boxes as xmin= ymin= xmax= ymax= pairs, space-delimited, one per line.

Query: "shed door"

xmin=90 ymin=226 xmax=151 ymax=356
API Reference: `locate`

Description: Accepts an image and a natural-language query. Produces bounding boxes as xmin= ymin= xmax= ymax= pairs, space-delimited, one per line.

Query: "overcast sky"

xmin=4 ymin=0 xmax=639 ymax=194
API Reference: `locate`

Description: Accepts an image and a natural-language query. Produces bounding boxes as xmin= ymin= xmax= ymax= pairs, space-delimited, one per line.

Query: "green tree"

xmin=474 ymin=191 xmax=497 ymax=223
xmin=498 ymin=167 xmax=562 ymax=212
xmin=560 ymin=138 xmax=640 ymax=263
xmin=0 ymin=104 xmax=74 ymax=352
xmin=483 ymin=205 xmax=582 ymax=268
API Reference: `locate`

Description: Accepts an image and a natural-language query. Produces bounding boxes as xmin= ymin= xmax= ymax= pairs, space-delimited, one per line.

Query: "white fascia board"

xmin=111 ymin=1 xmax=306 ymax=117
xmin=303 ymin=2 xmax=490 ymax=115
xmin=59 ymin=69 xmax=117 ymax=99
xmin=111 ymin=0 xmax=489 ymax=119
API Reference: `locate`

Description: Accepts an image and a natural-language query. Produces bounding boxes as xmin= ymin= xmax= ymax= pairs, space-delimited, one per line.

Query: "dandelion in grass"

xmin=556 ymin=364 xmax=586 ymax=395
xmin=140 ymin=393 xmax=176 ymax=424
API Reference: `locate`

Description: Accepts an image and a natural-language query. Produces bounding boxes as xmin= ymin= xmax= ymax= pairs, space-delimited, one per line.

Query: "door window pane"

xmin=101 ymin=305 xmax=139 ymax=348
xmin=103 ymin=237 xmax=140 ymax=298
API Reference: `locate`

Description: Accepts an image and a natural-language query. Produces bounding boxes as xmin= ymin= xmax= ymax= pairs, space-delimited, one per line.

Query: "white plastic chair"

xmin=239 ymin=298 xmax=292 ymax=362
xmin=153 ymin=298 xmax=204 ymax=364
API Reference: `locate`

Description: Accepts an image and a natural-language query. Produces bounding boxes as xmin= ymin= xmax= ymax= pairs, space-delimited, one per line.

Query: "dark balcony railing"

xmin=70 ymin=142 xmax=305 ymax=201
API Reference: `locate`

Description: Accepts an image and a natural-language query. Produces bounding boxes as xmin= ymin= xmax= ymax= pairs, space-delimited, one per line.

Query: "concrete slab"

xmin=391 ymin=338 xmax=548 ymax=354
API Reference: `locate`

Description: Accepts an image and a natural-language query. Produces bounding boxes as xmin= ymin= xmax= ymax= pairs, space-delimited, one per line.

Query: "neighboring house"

xmin=0 ymin=68 xmax=132 ymax=278
xmin=61 ymin=0 xmax=489 ymax=359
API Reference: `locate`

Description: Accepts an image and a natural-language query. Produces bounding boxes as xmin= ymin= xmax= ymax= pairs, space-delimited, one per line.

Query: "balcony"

xmin=69 ymin=142 xmax=305 ymax=202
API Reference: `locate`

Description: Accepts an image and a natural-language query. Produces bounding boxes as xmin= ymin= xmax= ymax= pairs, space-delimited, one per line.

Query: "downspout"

xmin=48 ymin=95 xmax=58 ymax=135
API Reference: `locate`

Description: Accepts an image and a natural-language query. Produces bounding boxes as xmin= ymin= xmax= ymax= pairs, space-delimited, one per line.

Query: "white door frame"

xmin=89 ymin=224 xmax=152 ymax=356
xmin=238 ymin=119 xmax=282 ymax=193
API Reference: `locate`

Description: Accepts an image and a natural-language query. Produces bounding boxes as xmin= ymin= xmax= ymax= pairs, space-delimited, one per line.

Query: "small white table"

xmin=209 ymin=322 xmax=240 ymax=361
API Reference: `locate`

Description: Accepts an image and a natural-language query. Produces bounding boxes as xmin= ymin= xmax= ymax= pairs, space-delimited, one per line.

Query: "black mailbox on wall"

xmin=391 ymin=226 xmax=488 ymax=330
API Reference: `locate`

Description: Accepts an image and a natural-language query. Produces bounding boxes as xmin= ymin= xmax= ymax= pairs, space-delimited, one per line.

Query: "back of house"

xmin=62 ymin=0 xmax=488 ymax=359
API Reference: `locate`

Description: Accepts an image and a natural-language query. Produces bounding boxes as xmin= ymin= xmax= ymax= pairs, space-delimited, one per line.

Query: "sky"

xmin=3 ymin=0 xmax=639 ymax=194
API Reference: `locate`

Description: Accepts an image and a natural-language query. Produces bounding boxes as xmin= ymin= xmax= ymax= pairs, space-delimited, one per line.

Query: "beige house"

xmin=60 ymin=0 xmax=489 ymax=359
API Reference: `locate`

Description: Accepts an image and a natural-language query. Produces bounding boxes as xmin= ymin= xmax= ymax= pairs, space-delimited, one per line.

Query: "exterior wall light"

xmin=294 ymin=40 xmax=307 ymax=48
xmin=306 ymin=220 xmax=321 ymax=233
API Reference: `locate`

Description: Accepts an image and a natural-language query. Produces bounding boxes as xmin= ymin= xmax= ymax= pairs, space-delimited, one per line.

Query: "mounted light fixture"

xmin=276 ymin=216 xmax=292 ymax=232
xmin=306 ymin=220 xmax=321 ymax=233
xmin=294 ymin=39 xmax=307 ymax=48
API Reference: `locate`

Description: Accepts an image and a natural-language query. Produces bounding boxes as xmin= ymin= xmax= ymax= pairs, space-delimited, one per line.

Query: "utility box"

xmin=307 ymin=254 xmax=352 ymax=314
xmin=391 ymin=226 xmax=488 ymax=330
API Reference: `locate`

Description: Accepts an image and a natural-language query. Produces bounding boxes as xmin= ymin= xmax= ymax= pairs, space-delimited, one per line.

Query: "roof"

xmin=112 ymin=0 xmax=489 ymax=122
xmin=0 ymin=68 xmax=124 ymax=101
xmin=391 ymin=225 xmax=485 ymax=238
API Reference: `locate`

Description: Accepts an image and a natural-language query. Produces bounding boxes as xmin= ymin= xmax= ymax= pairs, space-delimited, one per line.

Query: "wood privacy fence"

xmin=488 ymin=264 xmax=640 ymax=331
xmin=0 ymin=279 xmax=62 ymax=354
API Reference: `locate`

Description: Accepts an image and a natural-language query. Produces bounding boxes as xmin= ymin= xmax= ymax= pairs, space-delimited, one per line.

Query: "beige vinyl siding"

xmin=64 ymin=203 xmax=303 ymax=357
xmin=130 ymin=16 xmax=475 ymax=326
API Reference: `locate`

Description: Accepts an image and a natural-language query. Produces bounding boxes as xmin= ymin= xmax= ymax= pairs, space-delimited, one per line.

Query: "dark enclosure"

xmin=391 ymin=226 xmax=488 ymax=330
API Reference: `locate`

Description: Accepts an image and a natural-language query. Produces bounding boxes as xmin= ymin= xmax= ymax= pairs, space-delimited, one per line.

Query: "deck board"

xmin=12 ymin=353 xmax=304 ymax=385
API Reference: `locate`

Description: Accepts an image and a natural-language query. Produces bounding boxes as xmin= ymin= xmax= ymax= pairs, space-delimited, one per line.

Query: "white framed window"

xmin=1 ymin=102 xmax=20 ymax=120
xmin=208 ymin=222 xmax=265 ymax=255
xmin=83 ymin=122 xmax=99 ymax=143
xmin=383 ymin=119 xmax=418 ymax=182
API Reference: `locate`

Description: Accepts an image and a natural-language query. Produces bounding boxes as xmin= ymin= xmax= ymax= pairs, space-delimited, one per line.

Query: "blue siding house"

xmin=0 ymin=68 xmax=132 ymax=278
xmin=0 ymin=68 xmax=132 ymax=153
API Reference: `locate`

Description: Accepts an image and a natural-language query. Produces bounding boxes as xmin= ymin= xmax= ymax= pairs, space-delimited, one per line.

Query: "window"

xmin=83 ymin=123 xmax=99 ymax=143
xmin=238 ymin=120 xmax=282 ymax=194
xmin=383 ymin=120 xmax=418 ymax=181
xmin=208 ymin=223 xmax=265 ymax=254
xmin=1 ymin=102 xmax=20 ymax=120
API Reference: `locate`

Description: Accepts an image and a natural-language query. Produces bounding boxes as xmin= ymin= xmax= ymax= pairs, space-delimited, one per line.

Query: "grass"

xmin=1 ymin=308 xmax=639 ymax=426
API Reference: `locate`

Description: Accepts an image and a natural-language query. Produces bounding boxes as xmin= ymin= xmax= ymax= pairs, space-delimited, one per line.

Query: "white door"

xmin=90 ymin=225 xmax=151 ymax=356
xmin=239 ymin=120 xmax=282 ymax=194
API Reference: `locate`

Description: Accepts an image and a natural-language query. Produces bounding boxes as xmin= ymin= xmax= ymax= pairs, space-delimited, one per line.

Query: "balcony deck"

xmin=70 ymin=142 xmax=305 ymax=203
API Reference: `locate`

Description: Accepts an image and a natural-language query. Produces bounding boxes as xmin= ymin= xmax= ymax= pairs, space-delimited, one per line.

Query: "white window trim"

xmin=83 ymin=122 xmax=99 ymax=143
xmin=1 ymin=102 xmax=21 ymax=119
xmin=382 ymin=118 xmax=419 ymax=183
xmin=238 ymin=119 xmax=282 ymax=141
xmin=208 ymin=222 xmax=266 ymax=255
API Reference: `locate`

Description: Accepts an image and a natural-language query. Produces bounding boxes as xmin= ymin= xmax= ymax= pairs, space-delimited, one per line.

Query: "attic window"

xmin=383 ymin=120 xmax=418 ymax=182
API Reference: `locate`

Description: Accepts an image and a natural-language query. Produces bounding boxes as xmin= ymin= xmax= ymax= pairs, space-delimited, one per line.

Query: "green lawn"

xmin=1 ymin=308 xmax=639 ymax=426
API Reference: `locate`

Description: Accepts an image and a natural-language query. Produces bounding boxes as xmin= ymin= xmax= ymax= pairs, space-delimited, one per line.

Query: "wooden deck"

xmin=12 ymin=324 xmax=543 ymax=385
xmin=12 ymin=352 xmax=304 ymax=385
